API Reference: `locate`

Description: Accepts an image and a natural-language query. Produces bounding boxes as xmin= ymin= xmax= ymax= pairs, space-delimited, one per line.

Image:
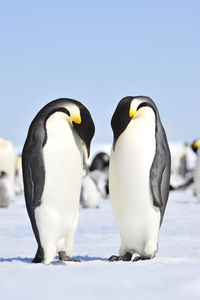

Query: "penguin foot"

xmin=59 ymin=251 xmax=81 ymax=262
xmin=132 ymin=255 xmax=152 ymax=262
xmin=108 ymin=252 xmax=132 ymax=262
xmin=108 ymin=255 xmax=120 ymax=261
xmin=51 ymin=260 xmax=66 ymax=265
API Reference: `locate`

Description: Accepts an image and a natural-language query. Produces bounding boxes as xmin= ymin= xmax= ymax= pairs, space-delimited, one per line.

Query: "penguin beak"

xmin=72 ymin=120 xmax=94 ymax=158
xmin=72 ymin=116 xmax=90 ymax=157
xmin=72 ymin=115 xmax=82 ymax=124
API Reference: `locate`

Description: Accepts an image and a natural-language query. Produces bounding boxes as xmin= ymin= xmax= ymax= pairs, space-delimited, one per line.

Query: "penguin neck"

xmin=46 ymin=112 xmax=71 ymax=132
xmin=45 ymin=111 xmax=83 ymax=156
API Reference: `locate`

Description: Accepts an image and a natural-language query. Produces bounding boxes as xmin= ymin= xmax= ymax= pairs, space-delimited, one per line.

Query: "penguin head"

xmin=62 ymin=101 xmax=95 ymax=158
xmin=29 ymin=98 xmax=95 ymax=158
xmin=129 ymin=98 xmax=156 ymax=119
xmin=191 ymin=139 xmax=200 ymax=154
xmin=0 ymin=171 xmax=7 ymax=178
xmin=111 ymin=96 xmax=157 ymax=150
xmin=0 ymin=137 xmax=12 ymax=150
xmin=103 ymin=153 xmax=110 ymax=163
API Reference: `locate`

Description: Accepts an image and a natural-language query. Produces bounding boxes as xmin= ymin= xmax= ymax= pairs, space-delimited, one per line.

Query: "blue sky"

xmin=0 ymin=0 xmax=199 ymax=149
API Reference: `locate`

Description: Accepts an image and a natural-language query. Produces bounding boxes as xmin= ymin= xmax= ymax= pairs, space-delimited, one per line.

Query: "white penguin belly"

xmin=35 ymin=113 xmax=83 ymax=253
xmin=109 ymin=116 xmax=160 ymax=255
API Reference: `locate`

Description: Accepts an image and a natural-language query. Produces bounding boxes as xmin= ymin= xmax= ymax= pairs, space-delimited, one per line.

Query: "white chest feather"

xmin=35 ymin=113 xmax=83 ymax=248
xmin=109 ymin=110 xmax=161 ymax=254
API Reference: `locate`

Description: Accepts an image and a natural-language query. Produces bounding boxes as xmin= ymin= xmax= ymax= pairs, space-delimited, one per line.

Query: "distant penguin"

xmin=15 ymin=155 xmax=24 ymax=195
xmin=22 ymin=98 xmax=95 ymax=264
xmin=89 ymin=152 xmax=110 ymax=196
xmin=80 ymin=174 xmax=100 ymax=208
xmin=89 ymin=152 xmax=109 ymax=171
xmin=0 ymin=171 xmax=15 ymax=208
xmin=89 ymin=169 xmax=108 ymax=199
xmin=80 ymin=168 xmax=108 ymax=208
xmin=191 ymin=139 xmax=200 ymax=198
xmin=0 ymin=137 xmax=16 ymax=193
xmin=109 ymin=96 xmax=171 ymax=262
xmin=173 ymin=143 xmax=189 ymax=179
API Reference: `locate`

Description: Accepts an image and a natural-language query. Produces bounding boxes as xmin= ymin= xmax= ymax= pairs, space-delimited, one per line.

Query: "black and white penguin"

xmin=89 ymin=152 xmax=110 ymax=196
xmin=170 ymin=143 xmax=193 ymax=191
xmin=191 ymin=139 xmax=200 ymax=198
xmin=22 ymin=98 xmax=95 ymax=264
xmin=109 ymin=96 xmax=171 ymax=262
xmin=15 ymin=155 xmax=24 ymax=195
xmin=89 ymin=152 xmax=109 ymax=171
xmin=80 ymin=173 xmax=100 ymax=208
xmin=80 ymin=169 xmax=108 ymax=208
xmin=0 ymin=171 xmax=15 ymax=208
xmin=172 ymin=143 xmax=189 ymax=179
xmin=0 ymin=137 xmax=16 ymax=194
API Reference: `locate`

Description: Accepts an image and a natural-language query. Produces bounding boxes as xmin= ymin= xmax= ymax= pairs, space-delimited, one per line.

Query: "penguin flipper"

xmin=23 ymin=145 xmax=45 ymax=208
xmin=22 ymin=138 xmax=45 ymax=263
xmin=27 ymin=147 xmax=45 ymax=208
xmin=22 ymin=124 xmax=46 ymax=209
xmin=150 ymin=126 xmax=171 ymax=222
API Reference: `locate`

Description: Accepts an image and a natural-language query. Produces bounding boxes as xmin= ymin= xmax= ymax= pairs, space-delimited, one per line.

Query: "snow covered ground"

xmin=0 ymin=190 xmax=200 ymax=300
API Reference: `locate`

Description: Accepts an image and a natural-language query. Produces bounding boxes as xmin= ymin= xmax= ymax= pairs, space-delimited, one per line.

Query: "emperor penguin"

xmin=15 ymin=155 xmax=24 ymax=195
xmin=22 ymin=98 xmax=95 ymax=264
xmin=89 ymin=152 xmax=110 ymax=171
xmin=109 ymin=96 xmax=171 ymax=262
xmin=191 ymin=139 xmax=200 ymax=198
xmin=89 ymin=152 xmax=110 ymax=196
xmin=80 ymin=169 xmax=108 ymax=208
xmin=0 ymin=171 xmax=15 ymax=207
xmin=80 ymin=174 xmax=100 ymax=208
xmin=0 ymin=137 xmax=16 ymax=195
xmin=173 ymin=143 xmax=189 ymax=179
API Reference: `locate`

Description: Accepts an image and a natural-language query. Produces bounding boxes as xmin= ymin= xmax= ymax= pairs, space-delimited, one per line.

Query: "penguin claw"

xmin=108 ymin=255 xmax=121 ymax=262
xmin=59 ymin=252 xmax=81 ymax=262
xmin=132 ymin=255 xmax=152 ymax=262
xmin=108 ymin=252 xmax=132 ymax=262
xmin=51 ymin=260 xmax=66 ymax=265
xmin=60 ymin=256 xmax=81 ymax=262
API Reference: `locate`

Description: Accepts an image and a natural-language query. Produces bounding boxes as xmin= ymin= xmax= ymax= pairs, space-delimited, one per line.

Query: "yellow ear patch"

xmin=194 ymin=140 xmax=200 ymax=149
xmin=73 ymin=115 xmax=81 ymax=124
xmin=129 ymin=107 xmax=136 ymax=118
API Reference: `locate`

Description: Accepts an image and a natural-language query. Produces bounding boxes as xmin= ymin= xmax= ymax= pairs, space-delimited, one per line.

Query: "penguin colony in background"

xmin=22 ymin=98 xmax=95 ymax=264
xmin=0 ymin=171 xmax=15 ymax=207
xmin=80 ymin=152 xmax=109 ymax=208
xmin=109 ymin=96 xmax=171 ymax=261
xmin=89 ymin=152 xmax=109 ymax=171
xmin=191 ymin=139 xmax=200 ymax=198
xmin=0 ymin=137 xmax=16 ymax=207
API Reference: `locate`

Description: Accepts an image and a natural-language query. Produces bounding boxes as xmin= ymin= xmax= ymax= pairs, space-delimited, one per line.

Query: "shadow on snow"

xmin=0 ymin=255 xmax=107 ymax=263
xmin=0 ymin=257 xmax=32 ymax=263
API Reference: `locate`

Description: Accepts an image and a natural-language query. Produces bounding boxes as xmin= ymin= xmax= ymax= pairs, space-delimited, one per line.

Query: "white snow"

xmin=0 ymin=190 xmax=200 ymax=300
